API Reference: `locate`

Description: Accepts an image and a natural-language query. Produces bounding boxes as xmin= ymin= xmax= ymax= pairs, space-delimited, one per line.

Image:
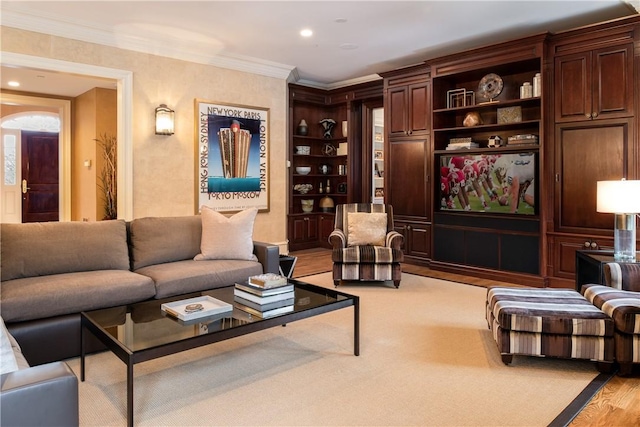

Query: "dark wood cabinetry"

xmin=426 ymin=35 xmax=546 ymax=285
xmin=554 ymin=44 xmax=634 ymax=123
xmin=381 ymin=65 xmax=432 ymax=264
xmin=287 ymin=82 xmax=382 ymax=251
xmin=546 ymin=17 xmax=639 ymax=287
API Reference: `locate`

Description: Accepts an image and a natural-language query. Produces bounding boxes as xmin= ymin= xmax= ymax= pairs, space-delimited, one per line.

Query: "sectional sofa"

xmin=1 ymin=215 xmax=280 ymax=365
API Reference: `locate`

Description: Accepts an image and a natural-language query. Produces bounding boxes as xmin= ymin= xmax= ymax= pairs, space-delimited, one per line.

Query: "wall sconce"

xmin=155 ymin=104 xmax=174 ymax=135
xmin=596 ymin=179 xmax=640 ymax=261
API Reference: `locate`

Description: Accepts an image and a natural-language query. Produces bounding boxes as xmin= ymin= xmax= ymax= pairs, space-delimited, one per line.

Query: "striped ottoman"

xmin=486 ymin=287 xmax=614 ymax=371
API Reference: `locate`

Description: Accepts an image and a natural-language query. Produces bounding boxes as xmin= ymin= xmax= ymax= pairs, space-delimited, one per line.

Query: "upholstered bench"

xmin=486 ymin=287 xmax=614 ymax=372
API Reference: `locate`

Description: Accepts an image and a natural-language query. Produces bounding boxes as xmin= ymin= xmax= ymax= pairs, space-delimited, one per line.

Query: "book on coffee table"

xmin=234 ymin=301 xmax=294 ymax=319
xmin=161 ymin=295 xmax=233 ymax=321
xmin=233 ymin=288 xmax=295 ymax=305
xmin=248 ymin=273 xmax=288 ymax=288
xmin=233 ymin=295 xmax=295 ymax=312
xmin=235 ymin=281 xmax=294 ymax=297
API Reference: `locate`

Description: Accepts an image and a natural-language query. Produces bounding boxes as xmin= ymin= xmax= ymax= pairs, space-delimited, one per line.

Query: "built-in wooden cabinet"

xmin=426 ymin=35 xmax=547 ymax=285
xmin=387 ymin=80 xmax=430 ymax=137
xmin=381 ymin=65 xmax=432 ymax=265
xmin=287 ymin=82 xmax=383 ymax=251
xmin=546 ymin=17 xmax=639 ymax=287
xmin=554 ymin=44 xmax=634 ymax=123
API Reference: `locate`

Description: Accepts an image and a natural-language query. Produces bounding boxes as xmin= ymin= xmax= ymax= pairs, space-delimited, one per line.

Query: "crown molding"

xmin=297 ymin=74 xmax=383 ymax=91
xmin=1 ymin=8 xmax=296 ymax=81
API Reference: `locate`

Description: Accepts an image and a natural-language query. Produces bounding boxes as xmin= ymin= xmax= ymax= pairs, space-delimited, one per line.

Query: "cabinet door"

xmin=318 ymin=214 xmax=335 ymax=246
xmin=554 ymin=51 xmax=591 ymax=122
xmin=387 ymin=138 xmax=430 ymax=221
xmin=551 ymin=235 xmax=613 ymax=279
xmin=554 ymin=44 xmax=634 ymax=123
xmin=592 ymin=44 xmax=634 ymax=120
xmin=407 ymin=82 xmax=430 ymax=136
xmin=406 ymin=222 xmax=431 ymax=259
xmin=387 ymin=86 xmax=408 ymax=137
xmin=289 ymin=216 xmax=318 ymax=244
xmin=554 ymin=119 xmax=632 ymax=233
xmin=386 ymin=82 xmax=430 ymax=137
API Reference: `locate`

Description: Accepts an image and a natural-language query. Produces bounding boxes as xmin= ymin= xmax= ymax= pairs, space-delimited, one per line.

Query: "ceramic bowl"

xmin=295 ymin=166 xmax=311 ymax=175
xmin=295 ymin=145 xmax=311 ymax=155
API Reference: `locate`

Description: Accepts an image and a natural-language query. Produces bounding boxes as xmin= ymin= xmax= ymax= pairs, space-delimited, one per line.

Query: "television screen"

xmin=438 ymin=152 xmax=537 ymax=215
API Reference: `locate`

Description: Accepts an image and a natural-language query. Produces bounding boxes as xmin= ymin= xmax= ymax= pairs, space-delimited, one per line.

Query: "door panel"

xmin=21 ymin=131 xmax=59 ymax=222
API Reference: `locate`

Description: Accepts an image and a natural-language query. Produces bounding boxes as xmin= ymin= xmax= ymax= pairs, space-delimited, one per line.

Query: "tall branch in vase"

xmin=95 ymin=134 xmax=117 ymax=220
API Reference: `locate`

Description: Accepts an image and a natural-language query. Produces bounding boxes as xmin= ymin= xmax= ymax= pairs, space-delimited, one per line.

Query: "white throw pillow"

xmin=1 ymin=317 xmax=19 ymax=375
xmin=195 ymin=207 xmax=258 ymax=261
xmin=347 ymin=212 xmax=387 ymax=247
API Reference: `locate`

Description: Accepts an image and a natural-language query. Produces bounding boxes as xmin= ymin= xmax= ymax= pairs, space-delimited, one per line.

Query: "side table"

xmin=575 ymin=250 xmax=640 ymax=291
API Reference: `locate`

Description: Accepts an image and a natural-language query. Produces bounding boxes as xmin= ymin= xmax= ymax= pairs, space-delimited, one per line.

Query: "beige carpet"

xmin=68 ymin=273 xmax=602 ymax=426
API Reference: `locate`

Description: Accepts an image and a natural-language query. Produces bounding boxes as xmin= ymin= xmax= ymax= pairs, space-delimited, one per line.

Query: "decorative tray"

xmin=161 ymin=295 xmax=233 ymax=321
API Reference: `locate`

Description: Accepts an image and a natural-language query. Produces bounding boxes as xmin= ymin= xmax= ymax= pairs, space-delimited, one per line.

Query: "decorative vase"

xmin=341 ymin=120 xmax=348 ymax=138
xmin=319 ymin=164 xmax=333 ymax=175
xmin=297 ymin=119 xmax=308 ymax=136
xmin=301 ymin=199 xmax=314 ymax=213
xmin=319 ymin=118 xmax=336 ymax=139
xmin=319 ymin=196 xmax=335 ymax=212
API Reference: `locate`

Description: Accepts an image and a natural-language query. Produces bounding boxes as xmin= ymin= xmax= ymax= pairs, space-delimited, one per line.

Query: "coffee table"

xmin=80 ymin=279 xmax=359 ymax=427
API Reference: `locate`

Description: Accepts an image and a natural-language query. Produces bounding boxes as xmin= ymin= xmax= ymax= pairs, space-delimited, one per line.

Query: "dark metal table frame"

xmin=80 ymin=280 xmax=359 ymax=427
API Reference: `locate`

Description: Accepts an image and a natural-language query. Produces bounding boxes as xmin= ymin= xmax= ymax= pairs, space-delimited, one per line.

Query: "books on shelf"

xmin=446 ymin=142 xmax=479 ymax=150
xmin=248 ymin=273 xmax=288 ymax=289
xmin=233 ymin=287 xmax=295 ymax=305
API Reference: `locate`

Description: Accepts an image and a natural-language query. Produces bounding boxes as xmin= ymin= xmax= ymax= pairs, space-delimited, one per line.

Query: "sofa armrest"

xmin=329 ymin=230 xmax=346 ymax=249
xmin=604 ymin=262 xmax=640 ymax=292
xmin=1 ymin=361 xmax=79 ymax=427
xmin=253 ymin=241 xmax=280 ymax=274
xmin=386 ymin=231 xmax=404 ymax=250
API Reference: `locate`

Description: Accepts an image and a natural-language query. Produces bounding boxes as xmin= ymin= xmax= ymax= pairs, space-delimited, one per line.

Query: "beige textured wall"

xmin=1 ymin=26 xmax=289 ymax=248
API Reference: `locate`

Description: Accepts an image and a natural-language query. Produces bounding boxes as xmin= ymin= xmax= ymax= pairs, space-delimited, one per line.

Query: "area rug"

xmin=67 ymin=273 xmax=605 ymax=426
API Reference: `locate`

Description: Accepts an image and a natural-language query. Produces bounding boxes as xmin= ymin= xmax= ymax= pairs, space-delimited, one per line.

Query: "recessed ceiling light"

xmin=300 ymin=28 xmax=313 ymax=37
xmin=339 ymin=43 xmax=358 ymax=50
xmin=335 ymin=18 xmax=347 ymax=24
xmin=8 ymin=81 xmax=20 ymax=87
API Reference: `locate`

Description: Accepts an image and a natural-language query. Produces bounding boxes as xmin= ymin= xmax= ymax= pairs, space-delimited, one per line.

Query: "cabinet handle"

xmin=585 ymin=113 xmax=592 ymax=119
xmin=591 ymin=242 xmax=597 ymax=249
xmin=555 ymin=174 xmax=560 ymax=182
xmin=304 ymin=217 xmax=309 ymax=221
xmin=592 ymin=112 xmax=598 ymax=118
xmin=408 ymin=130 xmax=412 ymax=135
xmin=584 ymin=241 xmax=590 ymax=248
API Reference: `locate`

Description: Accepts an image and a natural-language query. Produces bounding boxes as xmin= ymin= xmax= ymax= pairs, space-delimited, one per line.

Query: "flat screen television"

xmin=438 ymin=152 xmax=537 ymax=215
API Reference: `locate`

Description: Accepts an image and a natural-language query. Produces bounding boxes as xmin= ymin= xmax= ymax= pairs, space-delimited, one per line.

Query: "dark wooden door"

xmin=407 ymin=82 xmax=430 ymax=135
xmin=21 ymin=131 xmax=59 ymax=222
xmin=387 ymin=137 xmax=430 ymax=221
xmin=387 ymin=86 xmax=408 ymax=137
xmin=554 ymin=119 xmax=632 ymax=233
xmin=554 ymin=51 xmax=590 ymax=122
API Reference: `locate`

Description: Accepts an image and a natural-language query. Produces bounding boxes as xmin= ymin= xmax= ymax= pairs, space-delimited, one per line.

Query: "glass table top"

xmin=83 ymin=280 xmax=353 ymax=353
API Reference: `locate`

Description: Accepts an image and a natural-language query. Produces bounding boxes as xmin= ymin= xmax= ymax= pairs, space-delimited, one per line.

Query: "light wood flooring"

xmin=290 ymin=248 xmax=640 ymax=426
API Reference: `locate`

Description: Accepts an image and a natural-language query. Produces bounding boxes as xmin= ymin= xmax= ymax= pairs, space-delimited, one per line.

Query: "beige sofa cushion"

xmin=1 ymin=270 xmax=156 ymax=323
xmin=1 ymin=220 xmax=130 ymax=281
xmin=129 ymin=216 xmax=202 ymax=270
xmin=195 ymin=207 xmax=258 ymax=261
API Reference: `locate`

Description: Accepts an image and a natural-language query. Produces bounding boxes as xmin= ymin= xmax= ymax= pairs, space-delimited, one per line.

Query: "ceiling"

xmin=1 ymin=1 xmax=638 ymax=97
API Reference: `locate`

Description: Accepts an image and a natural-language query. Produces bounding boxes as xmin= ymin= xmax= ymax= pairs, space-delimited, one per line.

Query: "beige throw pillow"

xmin=195 ymin=207 xmax=258 ymax=261
xmin=347 ymin=212 xmax=387 ymax=247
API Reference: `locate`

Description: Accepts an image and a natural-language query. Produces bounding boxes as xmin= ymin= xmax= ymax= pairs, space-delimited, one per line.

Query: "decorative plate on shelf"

xmin=477 ymin=73 xmax=503 ymax=101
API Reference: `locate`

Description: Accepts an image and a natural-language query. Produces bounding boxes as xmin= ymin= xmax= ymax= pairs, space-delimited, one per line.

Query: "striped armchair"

xmin=581 ymin=262 xmax=640 ymax=375
xmin=328 ymin=204 xmax=404 ymax=288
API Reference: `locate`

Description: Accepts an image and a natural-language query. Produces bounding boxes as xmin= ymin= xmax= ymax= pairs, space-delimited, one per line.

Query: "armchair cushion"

xmin=346 ymin=212 xmax=387 ymax=246
xmin=333 ymin=246 xmax=404 ymax=264
xmin=581 ymin=285 xmax=640 ymax=335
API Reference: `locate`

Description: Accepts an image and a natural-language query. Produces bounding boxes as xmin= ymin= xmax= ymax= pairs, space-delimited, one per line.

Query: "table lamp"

xmin=596 ymin=179 xmax=640 ymax=261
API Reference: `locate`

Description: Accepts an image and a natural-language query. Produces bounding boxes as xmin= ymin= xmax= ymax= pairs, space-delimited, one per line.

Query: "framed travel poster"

xmin=195 ymin=100 xmax=270 ymax=212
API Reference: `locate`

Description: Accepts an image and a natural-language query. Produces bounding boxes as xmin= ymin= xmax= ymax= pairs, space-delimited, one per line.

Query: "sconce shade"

xmin=596 ymin=180 xmax=640 ymax=213
xmin=597 ymin=179 xmax=640 ymax=261
xmin=155 ymin=104 xmax=175 ymax=135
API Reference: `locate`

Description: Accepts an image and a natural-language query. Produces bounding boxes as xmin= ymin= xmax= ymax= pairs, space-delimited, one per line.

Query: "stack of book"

xmin=234 ymin=274 xmax=295 ymax=318
xmin=446 ymin=138 xmax=479 ymax=150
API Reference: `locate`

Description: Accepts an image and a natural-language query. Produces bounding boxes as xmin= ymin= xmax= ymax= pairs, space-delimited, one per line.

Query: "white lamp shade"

xmin=596 ymin=180 xmax=640 ymax=213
